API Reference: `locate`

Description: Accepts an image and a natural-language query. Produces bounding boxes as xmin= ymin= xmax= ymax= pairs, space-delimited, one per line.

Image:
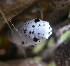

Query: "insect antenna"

xmin=0 ymin=9 xmax=27 ymax=58
xmin=9 ymin=20 xmax=22 ymax=36
xmin=0 ymin=9 xmax=22 ymax=36
xmin=0 ymin=9 xmax=14 ymax=33
xmin=40 ymin=8 xmax=44 ymax=20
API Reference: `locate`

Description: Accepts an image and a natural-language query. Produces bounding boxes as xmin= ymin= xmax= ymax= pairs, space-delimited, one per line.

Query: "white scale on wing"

xmin=10 ymin=18 xmax=52 ymax=47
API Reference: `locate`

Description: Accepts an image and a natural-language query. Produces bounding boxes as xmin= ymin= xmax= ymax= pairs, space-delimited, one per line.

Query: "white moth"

xmin=9 ymin=18 xmax=52 ymax=47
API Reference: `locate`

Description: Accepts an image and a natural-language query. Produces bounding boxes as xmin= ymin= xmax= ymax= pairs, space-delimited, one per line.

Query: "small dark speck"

xmin=33 ymin=37 xmax=39 ymax=42
xmin=28 ymin=23 xmax=29 ymax=24
xmin=38 ymin=33 xmax=40 ymax=35
xmin=43 ymin=34 xmax=44 ymax=35
xmin=25 ymin=24 xmax=27 ymax=25
xmin=22 ymin=42 xmax=24 ymax=44
xmin=29 ymin=36 xmax=30 ymax=37
xmin=29 ymin=31 xmax=31 ymax=34
xmin=39 ymin=40 xmax=40 ymax=42
xmin=34 ymin=18 xmax=40 ymax=23
xmin=48 ymin=32 xmax=50 ymax=34
xmin=24 ymin=29 xmax=27 ymax=33
xmin=43 ymin=24 xmax=45 ymax=26
xmin=49 ymin=27 xmax=50 ymax=29
xmin=38 ymin=24 xmax=41 ymax=27
xmin=32 ymin=25 xmax=35 ymax=28
xmin=32 ymin=31 xmax=34 ymax=34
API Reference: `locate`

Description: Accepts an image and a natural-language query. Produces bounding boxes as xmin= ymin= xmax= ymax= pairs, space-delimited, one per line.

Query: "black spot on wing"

xmin=49 ymin=27 xmax=50 ymax=29
xmin=32 ymin=25 xmax=35 ymax=28
xmin=38 ymin=24 xmax=41 ymax=27
xmin=29 ymin=31 xmax=31 ymax=34
xmin=25 ymin=23 xmax=27 ymax=25
xmin=48 ymin=32 xmax=50 ymax=34
xmin=23 ymin=29 xmax=27 ymax=33
xmin=34 ymin=18 xmax=40 ymax=23
xmin=29 ymin=36 xmax=30 ymax=37
xmin=33 ymin=37 xmax=39 ymax=42
xmin=28 ymin=23 xmax=29 ymax=24
xmin=29 ymin=31 xmax=34 ymax=34
xmin=32 ymin=31 xmax=34 ymax=34
xmin=38 ymin=33 xmax=40 ymax=35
